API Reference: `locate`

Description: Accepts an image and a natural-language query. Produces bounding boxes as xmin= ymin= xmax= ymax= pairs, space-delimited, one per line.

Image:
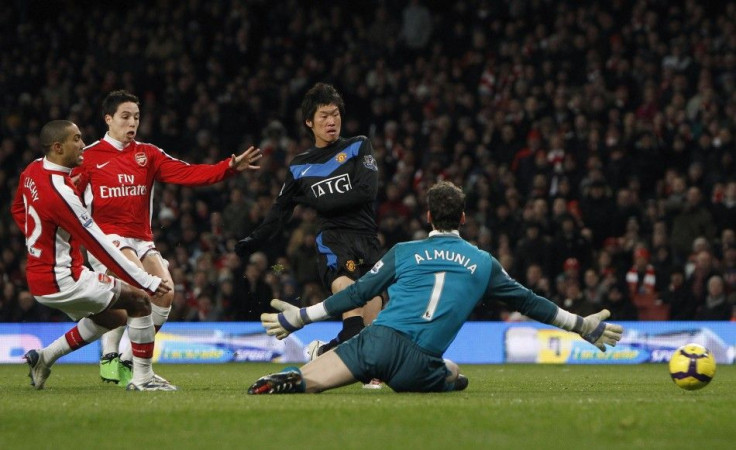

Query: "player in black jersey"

xmin=236 ymin=83 xmax=383 ymax=375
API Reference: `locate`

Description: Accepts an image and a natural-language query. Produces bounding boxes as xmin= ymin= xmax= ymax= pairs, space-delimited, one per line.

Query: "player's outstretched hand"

xmin=261 ymin=299 xmax=308 ymax=340
xmin=229 ymin=146 xmax=263 ymax=171
xmin=579 ymin=309 xmax=623 ymax=351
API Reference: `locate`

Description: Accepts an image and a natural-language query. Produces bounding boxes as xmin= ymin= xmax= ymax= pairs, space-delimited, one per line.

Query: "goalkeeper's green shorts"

xmin=334 ymin=325 xmax=451 ymax=392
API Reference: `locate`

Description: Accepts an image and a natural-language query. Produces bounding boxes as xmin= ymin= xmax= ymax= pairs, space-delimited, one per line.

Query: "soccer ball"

xmin=668 ymin=343 xmax=716 ymax=390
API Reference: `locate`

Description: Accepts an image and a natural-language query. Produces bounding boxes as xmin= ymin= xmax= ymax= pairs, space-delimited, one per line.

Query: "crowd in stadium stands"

xmin=2 ymin=0 xmax=736 ymax=323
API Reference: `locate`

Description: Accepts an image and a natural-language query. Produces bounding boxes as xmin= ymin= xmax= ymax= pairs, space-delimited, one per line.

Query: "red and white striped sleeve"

xmin=48 ymin=173 xmax=162 ymax=294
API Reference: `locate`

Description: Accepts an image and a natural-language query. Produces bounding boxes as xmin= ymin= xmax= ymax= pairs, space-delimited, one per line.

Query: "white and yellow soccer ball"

xmin=668 ymin=343 xmax=716 ymax=390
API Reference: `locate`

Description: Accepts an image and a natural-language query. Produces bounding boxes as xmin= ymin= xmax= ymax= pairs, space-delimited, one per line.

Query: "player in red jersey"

xmin=74 ymin=90 xmax=262 ymax=385
xmin=12 ymin=120 xmax=176 ymax=391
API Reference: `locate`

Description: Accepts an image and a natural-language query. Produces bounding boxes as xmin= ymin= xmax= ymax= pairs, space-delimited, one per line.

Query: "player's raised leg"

xmin=26 ymin=315 xmax=113 ymax=389
xmin=25 ymin=269 xmax=124 ymax=390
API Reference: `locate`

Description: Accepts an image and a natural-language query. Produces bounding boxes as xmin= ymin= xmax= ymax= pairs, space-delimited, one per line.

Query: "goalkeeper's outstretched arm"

xmin=486 ymin=257 xmax=623 ymax=351
xmin=261 ymin=247 xmax=397 ymax=339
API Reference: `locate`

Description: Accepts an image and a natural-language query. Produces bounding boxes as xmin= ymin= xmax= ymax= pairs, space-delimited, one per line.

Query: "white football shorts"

xmin=34 ymin=268 xmax=122 ymax=321
xmin=87 ymin=234 xmax=157 ymax=273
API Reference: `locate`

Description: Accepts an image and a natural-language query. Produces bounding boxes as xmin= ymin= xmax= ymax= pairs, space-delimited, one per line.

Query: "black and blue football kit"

xmin=245 ymin=136 xmax=381 ymax=287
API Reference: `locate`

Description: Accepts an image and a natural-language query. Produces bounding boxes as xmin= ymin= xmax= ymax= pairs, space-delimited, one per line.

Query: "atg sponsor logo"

xmin=311 ymin=173 xmax=352 ymax=197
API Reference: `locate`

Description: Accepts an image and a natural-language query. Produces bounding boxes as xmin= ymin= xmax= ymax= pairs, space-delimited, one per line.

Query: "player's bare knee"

xmin=126 ymin=293 xmax=152 ymax=317
xmin=118 ymin=285 xmax=152 ymax=317
xmin=152 ymin=288 xmax=174 ymax=308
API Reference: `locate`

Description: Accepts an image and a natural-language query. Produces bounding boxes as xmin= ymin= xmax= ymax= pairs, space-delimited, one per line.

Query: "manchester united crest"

xmin=336 ymin=152 xmax=347 ymax=163
xmin=345 ymin=260 xmax=357 ymax=272
xmin=135 ymin=152 xmax=148 ymax=167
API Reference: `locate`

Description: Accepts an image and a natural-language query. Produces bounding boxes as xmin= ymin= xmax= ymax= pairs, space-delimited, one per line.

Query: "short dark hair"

xmin=300 ymin=83 xmax=345 ymax=135
xmin=427 ymin=181 xmax=465 ymax=231
xmin=102 ymin=90 xmax=139 ymax=119
xmin=39 ymin=120 xmax=74 ymax=154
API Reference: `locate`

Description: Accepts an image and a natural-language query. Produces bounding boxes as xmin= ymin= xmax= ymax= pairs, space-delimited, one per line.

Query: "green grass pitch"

xmin=1 ymin=363 xmax=734 ymax=449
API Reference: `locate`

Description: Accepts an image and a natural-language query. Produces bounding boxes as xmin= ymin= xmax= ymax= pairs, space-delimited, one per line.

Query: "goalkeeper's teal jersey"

xmin=323 ymin=231 xmax=559 ymax=356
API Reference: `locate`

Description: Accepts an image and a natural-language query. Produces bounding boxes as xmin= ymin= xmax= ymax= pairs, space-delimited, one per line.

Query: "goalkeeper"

xmin=248 ymin=181 xmax=624 ymax=394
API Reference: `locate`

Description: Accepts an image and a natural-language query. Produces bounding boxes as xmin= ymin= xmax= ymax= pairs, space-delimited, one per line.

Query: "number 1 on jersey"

xmin=422 ymin=271 xmax=446 ymax=320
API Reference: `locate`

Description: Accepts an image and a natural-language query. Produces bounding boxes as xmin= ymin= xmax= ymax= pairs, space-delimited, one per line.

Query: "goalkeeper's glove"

xmin=576 ymin=309 xmax=623 ymax=351
xmin=234 ymin=236 xmax=257 ymax=259
xmin=261 ymin=299 xmax=311 ymax=340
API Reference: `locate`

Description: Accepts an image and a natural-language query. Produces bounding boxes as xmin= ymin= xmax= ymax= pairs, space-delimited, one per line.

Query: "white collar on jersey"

xmin=42 ymin=157 xmax=72 ymax=174
xmin=103 ymin=132 xmax=128 ymax=151
xmin=429 ymin=230 xmax=460 ymax=237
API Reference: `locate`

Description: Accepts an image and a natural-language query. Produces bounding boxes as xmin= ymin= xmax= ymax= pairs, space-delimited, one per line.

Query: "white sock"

xmin=101 ymin=326 xmax=126 ymax=356
xmin=120 ymin=346 xmax=133 ymax=363
xmin=119 ymin=305 xmax=169 ymax=363
xmin=151 ymin=303 xmax=171 ymax=330
xmin=45 ymin=318 xmax=109 ymax=365
xmin=127 ymin=315 xmax=155 ymax=384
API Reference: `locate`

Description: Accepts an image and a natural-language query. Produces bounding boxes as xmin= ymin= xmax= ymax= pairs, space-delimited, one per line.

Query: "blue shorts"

xmin=334 ymin=325 xmax=451 ymax=392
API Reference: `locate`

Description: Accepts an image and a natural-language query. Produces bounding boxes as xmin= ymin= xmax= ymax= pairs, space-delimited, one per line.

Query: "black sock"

xmin=319 ymin=338 xmax=339 ymax=354
xmin=338 ymin=316 xmax=365 ymax=342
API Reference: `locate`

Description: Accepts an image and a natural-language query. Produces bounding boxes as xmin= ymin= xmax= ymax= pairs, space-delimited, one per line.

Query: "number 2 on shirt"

xmin=23 ymin=195 xmax=43 ymax=257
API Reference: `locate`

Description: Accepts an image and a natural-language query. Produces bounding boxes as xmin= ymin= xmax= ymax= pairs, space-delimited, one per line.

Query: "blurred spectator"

xmin=626 ymin=248 xmax=656 ymax=300
xmin=582 ymin=268 xmax=606 ymax=305
xmin=661 ymin=267 xmax=698 ymax=321
xmin=626 ymin=246 xmax=668 ymax=320
xmin=557 ymin=257 xmax=582 ymax=287
xmin=524 ymin=263 xmax=551 ymax=299
xmin=5 ymin=290 xmax=50 ymax=322
xmin=670 ymin=187 xmax=716 ymax=264
xmin=222 ymin=188 xmax=254 ymax=240
xmin=185 ymin=292 xmax=223 ymax=322
xmin=400 ymin=0 xmax=432 ymax=52
xmin=550 ymin=214 xmax=592 ymax=273
xmin=229 ymin=262 xmax=274 ymax=321
xmin=169 ymin=290 xmax=195 ymax=322
xmin=600 ymin=282 xmax=638 ymax=321
xmin=559 ymin=280 xmax=597 ymax=317
xmin=694 ymin=275 xmax=732 ymax=321
xmin=579 ymin=180 xmax=615 ymax=248
xmin=686 ymin=250 xmax=720 ymax=306
xmin=712 ymin=181 xmax=736 ymax=233
xmin=513 ymin=222 xmax=552 ymax=278
xmin=721 ymin=243 xmax=736 ymax=299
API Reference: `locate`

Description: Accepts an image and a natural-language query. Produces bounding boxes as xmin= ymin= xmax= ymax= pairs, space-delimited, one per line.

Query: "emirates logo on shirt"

xmin=135 ymin=152 xmax=148 ymax=167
